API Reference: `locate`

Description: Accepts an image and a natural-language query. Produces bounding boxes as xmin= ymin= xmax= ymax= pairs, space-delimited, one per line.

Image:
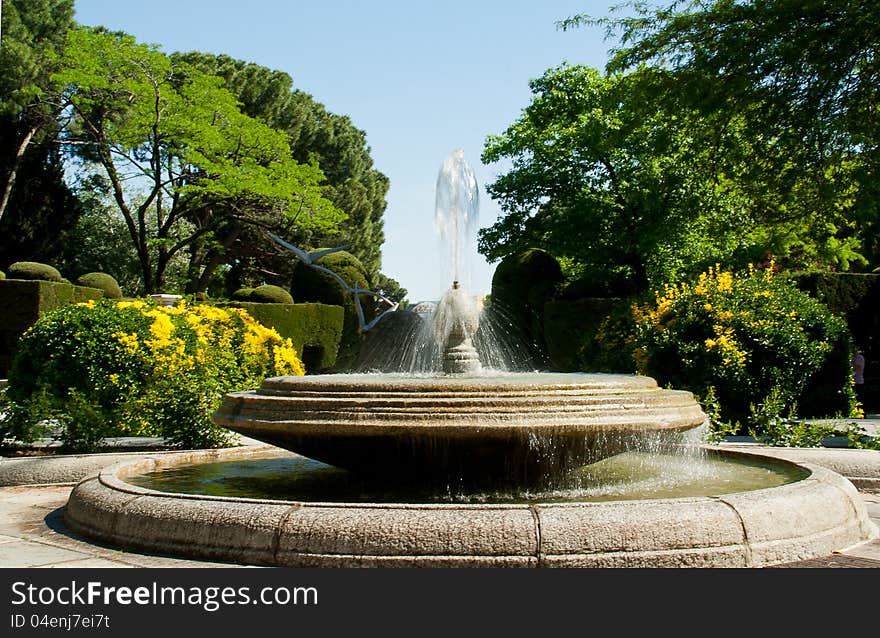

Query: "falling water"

xmin=434 ymin=148 xmax=479 ymax=286
xmin=357 ymin=149 xmax=535 ymax=374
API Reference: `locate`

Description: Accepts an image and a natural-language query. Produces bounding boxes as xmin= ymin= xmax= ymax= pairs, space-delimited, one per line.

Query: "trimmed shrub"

xmin=224 ymin=301 xmax=344 ymax=372
xmin=290 ymin=250 xmax=373 ymax=370
xmin=1 ymin=299 xmax=305 ymax=451
xmin=490 ymin=249 xmax=563 ymax=366
xmin=249 ymin=284 xmax=294 ymax=304
xmin=76 ymin=272 xmax=123 ymax=299
xmin=0 ymin=280 xmax=103 ymax=376
xmin=291 ymin=250 xmax=371 ymax=306
xmin=7 ymin=261 xmax=63 ymax=282
xmin=0 ymin=271 xmax=5 ymax=280
xmin=633 ymin=264 xmax=857 ymax=433
xmin=232 ymin=287 xmax=255 ymax=301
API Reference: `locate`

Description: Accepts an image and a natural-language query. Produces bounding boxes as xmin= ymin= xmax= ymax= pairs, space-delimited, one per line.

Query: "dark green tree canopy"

xmin=481 ymin=64 xmax=759 ymax=290
xmin=560 ymin=0 xmax=880 ymax=271
xmin=172 ymin=52 xmax=389 ymax=285
xmin=0 ymin=0 xmax=79 ymax=266
xmin=53 ymin=27 xmax=344 ymax=294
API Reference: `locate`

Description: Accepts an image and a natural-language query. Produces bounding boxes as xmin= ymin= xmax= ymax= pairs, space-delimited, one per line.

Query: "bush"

xmin=490 ymin=249 xmax=564 ymax=366
xmin=0 ymin=270 xmax=5 ymax=280
xmin=7 ymin=261 xmax=64 ymax=282
xmin=249 ymin=284 xmax=294 ymax=304
xmin=225 ymin=302 xmax=344 ymax=372
xmin=543 ymin=297 xmax=638 ymax=372
xmin=1 ymin=299 xmax=305 ymax=451
xmin=232 ymin=287 xmax=255 ymax=301
xmin=75 ymin=272 xmax=123 ymax=299
xmin=290 ymin=250 xmax=372 ymax=370
xmin=633 ymin=264 xmax=857 ymax=434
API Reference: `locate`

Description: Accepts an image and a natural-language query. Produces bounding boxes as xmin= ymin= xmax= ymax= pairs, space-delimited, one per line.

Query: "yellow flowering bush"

xmin=2 ymin=299 xmax=304 ymax=450
xmin=633 ymin=264 xmax=857 ymax=432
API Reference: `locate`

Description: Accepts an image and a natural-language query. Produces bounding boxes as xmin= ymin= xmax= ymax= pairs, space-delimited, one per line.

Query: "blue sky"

xmin=73 ymin=1 xmax=621 ymax=302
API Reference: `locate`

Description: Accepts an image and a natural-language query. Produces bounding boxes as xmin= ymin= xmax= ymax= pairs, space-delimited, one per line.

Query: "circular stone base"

xmin=212 ymin=373 xmax=707 ymax=487
xmin=63 ymin=447 xmax=878 ymax=568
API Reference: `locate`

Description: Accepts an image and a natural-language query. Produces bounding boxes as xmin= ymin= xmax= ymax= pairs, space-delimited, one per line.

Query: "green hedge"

xmin=75 ymin=272 xmax=123 ymax=299
xmin=222 ymin=302 xmax=343 ymax=372
xmin=7 ymin=261 xmax=64 ymax=282
xmin=490 ymin=249 xmax=564 ymax=366
xmin=0 ymin=280 xmax=103 ymax=376
xmin=290 ymin=251 xmax=372 ymax=370
xmin=543 ymin=297 xmax=637 ymax=373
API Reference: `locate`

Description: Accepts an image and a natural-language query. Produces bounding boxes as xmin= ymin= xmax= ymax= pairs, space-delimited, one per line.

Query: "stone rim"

xmin=62 ymin=446 xmax=878 ymax=568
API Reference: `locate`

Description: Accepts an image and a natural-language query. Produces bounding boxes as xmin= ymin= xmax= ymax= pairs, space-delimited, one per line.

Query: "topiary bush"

xmin=232 ymin=287 xmax=255 ymax=301
xmin=75 ymin=272 xmax=123 ymax=299
xmin=249 ymin=284 xmax=294 ymax=304
xmin=0 ymin=270 xmax=5 ymax=280
xmin=225 ymin=301 xmax=344 ymax=372
xmin=1 ymin=299 xmax=305 ymax=451
xmin=7 ymin=261 xmax=64 ymax=282
xmin=490 ymin=249 xmax=564 ymax=366
xmin=633 ymin=264 xmax=857 ymax=434
xmin=290 ymin=250 xmax=372 ymax=370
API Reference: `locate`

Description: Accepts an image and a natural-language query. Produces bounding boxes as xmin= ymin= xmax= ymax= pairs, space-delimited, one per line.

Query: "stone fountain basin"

xmin=62 ymin=445 xmax=878 ymax=567
xmin=211 ymin=373 xmax=707 ymax=485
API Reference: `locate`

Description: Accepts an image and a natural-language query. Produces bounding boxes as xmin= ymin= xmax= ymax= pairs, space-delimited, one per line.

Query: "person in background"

xmin=852 ymin=349 xmax=866 ymax=406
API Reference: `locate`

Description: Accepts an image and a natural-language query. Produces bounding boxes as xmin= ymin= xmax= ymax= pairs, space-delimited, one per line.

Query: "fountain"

xmin=63 ymin=150 xmax=877 ymax=567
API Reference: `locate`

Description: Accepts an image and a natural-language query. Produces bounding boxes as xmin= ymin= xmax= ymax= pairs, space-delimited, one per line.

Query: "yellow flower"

xmin=112 ymin=331 xmax=140 ymax=355
xmin=273 ymin=342 xmax=306 ymax=376
xmin=78 ymin=299 xmax=96 ymax=309
xmin=117 ymin=300 xmax=146 ymax=310
xmin=715 ymin=271 xmax=733 ymax=293
xmin=147 ymin=312 xmax=175 ymax=345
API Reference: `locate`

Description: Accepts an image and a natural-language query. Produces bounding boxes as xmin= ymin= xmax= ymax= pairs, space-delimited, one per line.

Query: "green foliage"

xmin=481 ymin=65 xmax=765 ymax=290
xmin=290 ymin=250 xmax=371 ymax=369
xmin=55 ymin=176 xmax=151 ymax=296
xmin=0 ymin=1 xmax=81 ymax=254
xmin=224 ymin=301 xmax=344 ymax=372
xmin=633 ymin=264 xmax=857 ymax=434
xmin=564 ymin=0 xmax=880 ymax=274
xmin=373 ymin=273 xmax=408 ymax=310
xmin=172 ymin=52 xmax=389 ymax=287
xmin=232 ymin=288 xmax=256 ymax=301
xmin=0 ymin=271 xmax=5 ymax=280
xmin=543 ymin=297 xmax=637 ymax=373
xmin=53 ymin=28 xmax=345 ymax=295
xmin=1 ymin=299 xmax=305 ymax=451
xmin=0 ymin=0 xmax=73 ymax=116
xmin=7 ymin=261 xmax=63 ymax=282
xmin=697 ymin=386 xmax=739 ymax=444
xmin=247 ymin=285 xmax=294 ymax=304
xmin=75 ymin=272 xmax=122 ymax=299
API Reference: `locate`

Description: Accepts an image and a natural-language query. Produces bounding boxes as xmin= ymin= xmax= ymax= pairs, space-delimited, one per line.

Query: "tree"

xmin=561 ymin=0 xmax=880 ymax=271
xmin=481 ymin=64 xmax=762 ymax=291
xmin=54 ymin=27 xmax=344 ymax=294
xmin=0 ymin=0 xmax=80 ymax=266
xmin=172 ymin=53 xmax=389 ymax=286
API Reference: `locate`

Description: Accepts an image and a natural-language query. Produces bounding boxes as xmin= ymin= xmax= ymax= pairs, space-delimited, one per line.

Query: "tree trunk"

xmin=0 ymin=125 xmax=37 ymax=223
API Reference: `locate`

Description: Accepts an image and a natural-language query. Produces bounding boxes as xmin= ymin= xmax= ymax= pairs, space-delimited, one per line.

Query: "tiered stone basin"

xmin=62 ymin=445 xmax=877 ymax=567
xmin=60 ymin=371 xmax=878 ymax=566
xmin=211 ymin=373 xmax=707 ymax=487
